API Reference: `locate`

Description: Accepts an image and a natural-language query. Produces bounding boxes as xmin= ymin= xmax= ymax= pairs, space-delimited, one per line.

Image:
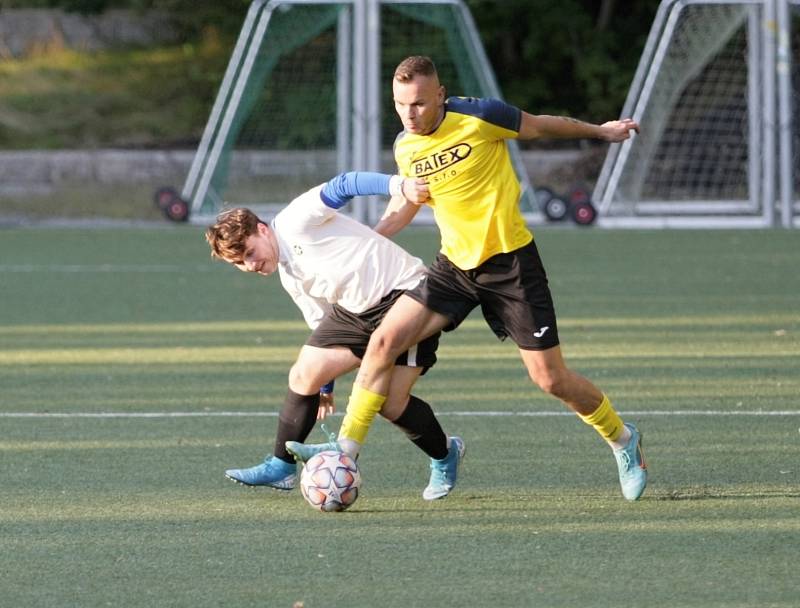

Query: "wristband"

xmin=389 ymin=175 xmax=405 ymax=197
xmin=320 ymin=381 xmax=335 ymax=395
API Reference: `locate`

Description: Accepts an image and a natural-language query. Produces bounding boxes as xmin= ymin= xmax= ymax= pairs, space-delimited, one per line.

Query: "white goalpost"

xmin=593 ymin=0 xmax=798 ymax=228
xmin=181 ymin=0 xmax=536 ymax=225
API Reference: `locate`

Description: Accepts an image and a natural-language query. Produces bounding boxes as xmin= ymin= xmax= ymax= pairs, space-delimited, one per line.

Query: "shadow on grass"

xmin=654 ymin=487 xmax=800 ymax=501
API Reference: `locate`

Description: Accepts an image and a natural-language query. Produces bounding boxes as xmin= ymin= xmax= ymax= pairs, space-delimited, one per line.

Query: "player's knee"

xmin=380 ymin=393 xmax=410 ymax=421
xmin=530 ymin=368 xmax=569 ymax=398
xmin=288 ymin=360 xmax=318 ymax=393
xmin=366 ymin=329 xmax=404 ymax=365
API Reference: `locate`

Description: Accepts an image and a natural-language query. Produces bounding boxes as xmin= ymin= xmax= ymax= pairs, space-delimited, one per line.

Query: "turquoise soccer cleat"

xmin=422 ymin=436 xmax=465 ymax=501
xmin=225 ymin=456 xmax=296 ymax=490
xmin=613 ymin=423 xmax=647 ymax=501
xmin=285 ymin=424 xmax=342 ymax=463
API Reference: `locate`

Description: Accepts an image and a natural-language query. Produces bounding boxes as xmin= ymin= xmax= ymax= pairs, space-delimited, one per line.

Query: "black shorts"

xmin=404 ymin=240 xmax=559 ymax=350
xmin=306 ymin=289 xmax=440 ymax=371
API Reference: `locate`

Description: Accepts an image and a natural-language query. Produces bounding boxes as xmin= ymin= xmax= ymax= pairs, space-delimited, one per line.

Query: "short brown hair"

xmin=394 ymin=55 xmax=438 ymax=83
xmin=205 ymin=207 xmax=262 ymax=263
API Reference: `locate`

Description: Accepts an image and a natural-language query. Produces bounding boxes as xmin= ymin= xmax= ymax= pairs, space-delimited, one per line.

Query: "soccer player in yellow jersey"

xmin=288 ymin=55 xmax=647 ymax=501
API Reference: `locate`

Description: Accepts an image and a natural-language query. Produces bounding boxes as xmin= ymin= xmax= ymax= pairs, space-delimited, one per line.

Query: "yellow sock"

xmin=579 ymin=394 xmax=625 ymax=443
xmin=339 ymin=386 xmax=387 ymax=444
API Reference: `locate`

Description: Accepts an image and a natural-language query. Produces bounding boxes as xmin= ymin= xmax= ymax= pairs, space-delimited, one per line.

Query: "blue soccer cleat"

xmin=613 ymin=423 xmax=647 ymax=501
xmin=285 ymin=424 xmax=342 ymax=463
xmin=423 ymin=436 xmax=465 ymax=501
xmin=225 ymin=456 xmax=296 ymax=490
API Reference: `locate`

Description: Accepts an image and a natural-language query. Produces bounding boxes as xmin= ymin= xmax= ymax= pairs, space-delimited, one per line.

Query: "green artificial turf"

xmin=1 ymin=226 xmax=798 ymax=607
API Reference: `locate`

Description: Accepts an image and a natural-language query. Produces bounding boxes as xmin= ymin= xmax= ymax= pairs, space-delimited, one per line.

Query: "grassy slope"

xmin=0 ymin=226 xmax=798 ymax=607
xmin=0 ymin=38 xmax=228 ymax=149
xmin=0 ymin=40 xmax=231 ymax=220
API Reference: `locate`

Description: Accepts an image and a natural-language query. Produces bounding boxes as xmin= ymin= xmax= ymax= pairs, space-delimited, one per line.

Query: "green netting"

xmin=383 ymin=4 xmax=483 ymax=93
xmin=615 ymin=4 xmax=751 ymax=207
xmin=192 ymin=1 xmax=530 ymax=216
xmin=206 ymin=4 xmax=343 ymax=212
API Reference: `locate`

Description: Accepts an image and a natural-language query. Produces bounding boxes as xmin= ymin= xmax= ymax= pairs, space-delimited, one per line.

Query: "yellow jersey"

xmin=394 ymin=96 xmax=533 ymax=270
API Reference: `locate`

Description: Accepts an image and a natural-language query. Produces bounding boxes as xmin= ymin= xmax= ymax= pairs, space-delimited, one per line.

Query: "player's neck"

xmin=422 ymin=107 xmax=446 ymax=135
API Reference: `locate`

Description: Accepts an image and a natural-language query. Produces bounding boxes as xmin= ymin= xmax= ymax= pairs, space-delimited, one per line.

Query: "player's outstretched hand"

xmin=318 ymin=392 xmax=335 ymax=420
xmin=401 ymin=178 xmax=430 ymax=204
xmin=599 ymin=118 xmax=639 ymax=142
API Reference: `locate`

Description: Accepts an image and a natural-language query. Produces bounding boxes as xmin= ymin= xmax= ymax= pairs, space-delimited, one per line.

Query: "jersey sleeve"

xmin=446 ymin=97 xmax=522 ymax=140
xmin=320 ymin=172 xmax=393 ymax=209
xmin=284 ymin=172 xmax=394 ymax=229
xmin=281 ymin=185 xmax=337 ymax=229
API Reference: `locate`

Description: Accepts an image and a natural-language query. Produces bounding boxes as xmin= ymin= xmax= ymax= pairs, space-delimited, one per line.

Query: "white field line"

xmin=1 ymin=410 xmax=799 ymax=419
xmin=0 ymin=264 xmax=216 ymax=273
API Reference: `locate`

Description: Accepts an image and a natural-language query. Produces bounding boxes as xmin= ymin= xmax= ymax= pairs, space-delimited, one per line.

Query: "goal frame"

xmin=592 ymin=0 xmax=797 ymax=228
xmin=182 ymin=0 xmax=536 ymax=225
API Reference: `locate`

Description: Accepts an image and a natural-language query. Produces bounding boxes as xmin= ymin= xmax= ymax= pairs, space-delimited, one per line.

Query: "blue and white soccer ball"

xmin=300 ymin=450 xmax=361 ymax=512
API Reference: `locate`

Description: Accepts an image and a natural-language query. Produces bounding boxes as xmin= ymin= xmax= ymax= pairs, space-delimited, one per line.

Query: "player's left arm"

xmin=320 ymin=172 xmax=429 ymax=209
xmin=517 ymin=113 xmax=639 ymax=143
xmin=320 ymin=171 xmax=428 ymax=237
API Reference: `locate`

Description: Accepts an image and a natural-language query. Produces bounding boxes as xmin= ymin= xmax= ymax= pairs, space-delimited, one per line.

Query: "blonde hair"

xmin=394 ymin=55 xmax=438 ymax=83
xmin=205 ymin=208 xmax=262 ymax=263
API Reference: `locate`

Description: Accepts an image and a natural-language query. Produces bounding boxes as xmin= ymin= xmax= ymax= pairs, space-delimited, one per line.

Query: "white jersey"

xmin=272 ymin=185 xmax=425 ymax=329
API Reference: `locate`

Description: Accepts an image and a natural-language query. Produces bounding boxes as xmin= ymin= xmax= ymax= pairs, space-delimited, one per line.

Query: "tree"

xmin=465 ymin=0 xmax=660 ymax=126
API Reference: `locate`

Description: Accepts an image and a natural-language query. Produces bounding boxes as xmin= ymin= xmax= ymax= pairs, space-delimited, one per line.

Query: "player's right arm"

xmin=374 ymin=193 xmax=421 ymax=237
xmin=318 ymin=384 xmax=335 ymax=420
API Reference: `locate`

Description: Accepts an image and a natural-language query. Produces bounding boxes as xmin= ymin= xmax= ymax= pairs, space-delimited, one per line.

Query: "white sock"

xmin=338 ymin=437 xmax=361 ymax=458
xmin=608 ymin=425 xmax=632 ymax=451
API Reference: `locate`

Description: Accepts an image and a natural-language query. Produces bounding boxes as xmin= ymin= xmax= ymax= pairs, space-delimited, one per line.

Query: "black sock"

xmin=273 ymin=389 xmax=320 ymax=464
xmin=391 ymin=395 xmax=448 ymax=460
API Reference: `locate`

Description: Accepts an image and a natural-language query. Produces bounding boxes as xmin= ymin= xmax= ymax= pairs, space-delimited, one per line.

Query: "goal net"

xmin=183 ymin=0 xmax=535 ymax=224
xmin=594 ymin=0 xmax=798 ymax=228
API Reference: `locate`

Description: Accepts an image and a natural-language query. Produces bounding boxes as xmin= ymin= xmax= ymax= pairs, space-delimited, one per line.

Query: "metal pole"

xmin=452 ymin=0 xmax=536 ymax=210
xmin=183 ymin=0 xmax=269 ymax=207
xmin=191 ymin=2 xmax=276 ymax=216
xmin=351 ymin=0 xmax=368 ymax=223
xmin=600 ymin=0 xmax=686 ymax=216
xmin=761 ymin=0 xmax=777 ymax=226
xmin=337 ymin=6 xmax=353 ymax=176
xmin=365 ymin=0 xmax=382 ymax=224
xmin=746 ymin=6 xmax=763 ymax=214
xmin=593 ymin=0 xmax=679 ymax=209
xmin=775 ymin=0 xmax=794 ymax=227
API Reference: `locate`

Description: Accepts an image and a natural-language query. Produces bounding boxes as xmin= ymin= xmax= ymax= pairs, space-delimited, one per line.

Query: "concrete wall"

xmin=0 ymin=148 xmax=603 ymax=197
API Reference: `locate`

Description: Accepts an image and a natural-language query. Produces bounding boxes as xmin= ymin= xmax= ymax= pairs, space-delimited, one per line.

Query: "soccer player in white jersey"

xmin=205 ymin=171 xmax=463 ymax=500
